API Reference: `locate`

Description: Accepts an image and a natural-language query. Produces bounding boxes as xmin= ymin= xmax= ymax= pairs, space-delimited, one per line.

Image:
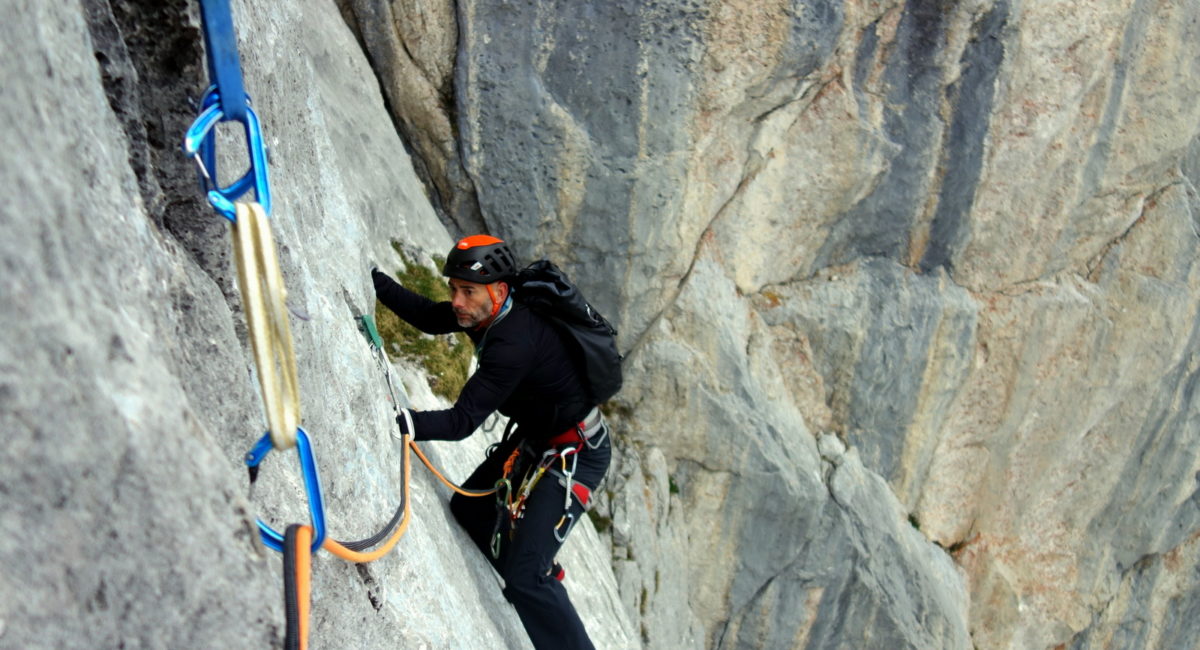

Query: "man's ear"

xmin=497 ymin=281 xmax=511 ymax=302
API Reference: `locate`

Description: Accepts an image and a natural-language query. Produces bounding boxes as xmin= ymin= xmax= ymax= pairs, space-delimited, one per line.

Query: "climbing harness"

xmin=490 ymin=409 xmax=606 ymax=557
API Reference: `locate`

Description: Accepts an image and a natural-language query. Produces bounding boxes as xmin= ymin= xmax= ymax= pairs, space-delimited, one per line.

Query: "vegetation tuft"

xmin=587 ymin=510 xmax=613 ymax=534
xmin=375 ymin=243 xmax=472 ymax=400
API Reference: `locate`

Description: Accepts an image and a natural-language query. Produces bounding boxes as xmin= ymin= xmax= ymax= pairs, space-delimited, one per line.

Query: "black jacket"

xmin=374 ymin=271 xmax=591 ymax=443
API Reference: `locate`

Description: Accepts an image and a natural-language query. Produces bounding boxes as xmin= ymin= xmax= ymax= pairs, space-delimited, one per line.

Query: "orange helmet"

xmin=443 ymin=235 xmax=517 ymax=283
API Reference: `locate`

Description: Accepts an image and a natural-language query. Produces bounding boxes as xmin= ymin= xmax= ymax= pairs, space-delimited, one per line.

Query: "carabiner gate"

xmin=182 ymin=86 xmax=272 ymax=222
xmin=244 ymin=427 xmax=326 ymax=553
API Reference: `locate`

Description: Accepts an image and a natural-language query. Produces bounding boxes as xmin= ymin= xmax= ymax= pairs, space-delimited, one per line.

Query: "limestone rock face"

xmin=6 ymin=0 xmax=1200 ymax=649
xmin=347 ymin=0 xmax=1200 ymax=648
xmin=334 ymin=0 xmax=483 ymax=234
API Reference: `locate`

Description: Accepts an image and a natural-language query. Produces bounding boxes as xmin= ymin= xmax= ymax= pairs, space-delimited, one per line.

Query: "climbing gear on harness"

xmin=233 ymin=202 xmax=301 ymax=450
xmin=443 ymin=235 xmax=517 ymax=283
xmin=550 ymin=469 xmax=594 ymax=543
xmin=550 ymin=448 xmax=581 ymax=543
xmin=488 ymin=413 xmax=606 ymax=557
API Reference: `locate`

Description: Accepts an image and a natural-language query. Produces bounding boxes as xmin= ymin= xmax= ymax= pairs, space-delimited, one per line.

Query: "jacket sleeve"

xmin=409 ymin=329 xmax=531 ymax=441
xmin=373 ymin=269 xmax=461 ymax=334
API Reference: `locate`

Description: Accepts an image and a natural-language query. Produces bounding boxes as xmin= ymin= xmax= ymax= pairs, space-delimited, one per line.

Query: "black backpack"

xmin=512 ymin=260 xmax=623 ymax=405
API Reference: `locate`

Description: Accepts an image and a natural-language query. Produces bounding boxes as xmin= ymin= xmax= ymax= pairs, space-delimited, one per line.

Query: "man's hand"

xmin=395 ymin=408 xmax=415 ymax=437
xmin=372 ymin=267 xmax=392 ymax=293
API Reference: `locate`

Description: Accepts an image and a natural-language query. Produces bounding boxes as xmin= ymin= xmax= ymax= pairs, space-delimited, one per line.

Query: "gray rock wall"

xmin=6 ymin=0 xmax=1200 ymax=648
xmin=348 ymin=0 xmax=1200 ymax=648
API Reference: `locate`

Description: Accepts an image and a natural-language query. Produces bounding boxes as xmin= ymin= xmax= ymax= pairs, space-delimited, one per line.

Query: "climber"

xmin=372 ymin=235 xmax=610 ymax=650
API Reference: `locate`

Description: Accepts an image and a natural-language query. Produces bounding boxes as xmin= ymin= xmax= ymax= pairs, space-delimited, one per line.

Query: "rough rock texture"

xmin=348 ymin=0 xmax=1200 ymax=648
xmin=609 ymin=254 xmax=969 ymax=648
xmin=6 ymin=0 xmax=1200 ymax=649
xmin=333 ymin=0 xmax=484 ymax=235
xmin=0 ymin=0 xmax=632 ymax=648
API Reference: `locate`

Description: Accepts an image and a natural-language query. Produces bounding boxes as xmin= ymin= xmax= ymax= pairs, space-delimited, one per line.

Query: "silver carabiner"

xmin=553 ymin=513 xmax=575 ymax=543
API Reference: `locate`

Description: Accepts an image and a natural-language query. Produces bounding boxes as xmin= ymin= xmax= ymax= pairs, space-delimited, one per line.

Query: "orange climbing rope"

xmin=320 ymin=435 xmax=413 ymax=563
xmin=283 ymin=524 xmax=313 ymax=650
xmin=410 ymin=441 xmax=501 ymax=498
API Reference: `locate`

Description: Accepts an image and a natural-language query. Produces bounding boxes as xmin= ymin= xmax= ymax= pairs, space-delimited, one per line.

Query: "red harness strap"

xmin=570 ymin=482 xmax=591 ymax=507
xmin=546 ymin=421 xmax=588 ymax=448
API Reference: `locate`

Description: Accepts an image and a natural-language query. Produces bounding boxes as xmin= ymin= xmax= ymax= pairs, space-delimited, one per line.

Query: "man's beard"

xmin=455 ymin=305 xmax=490 ymax=328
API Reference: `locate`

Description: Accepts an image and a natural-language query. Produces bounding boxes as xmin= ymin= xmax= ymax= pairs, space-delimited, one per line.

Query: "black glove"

xmin=372 ymin=267 xmax=391 ymax=292
xmin=395 ymin=408 xmax=414 ymax=437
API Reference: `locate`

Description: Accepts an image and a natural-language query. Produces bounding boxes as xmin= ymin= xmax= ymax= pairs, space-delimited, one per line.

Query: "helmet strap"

xmin=477 ymin=282 xmax=506 ymax=329
xmin=487 ymin=283 xmax=503 ymax=318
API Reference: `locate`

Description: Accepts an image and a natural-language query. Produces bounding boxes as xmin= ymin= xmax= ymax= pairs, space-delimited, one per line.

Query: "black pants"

xmin=450 ymin=426 xmax=612 ymax=650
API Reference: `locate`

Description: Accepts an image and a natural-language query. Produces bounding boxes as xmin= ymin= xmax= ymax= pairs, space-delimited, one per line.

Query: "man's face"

xmin=449 ymin=278 xmax=505 ymax=328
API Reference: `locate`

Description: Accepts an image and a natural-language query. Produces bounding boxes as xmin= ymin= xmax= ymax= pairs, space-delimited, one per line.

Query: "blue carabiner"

xmin=244 ymin=427 xmax=326 ymax=553
xmin=198 ymin=0 xmax=247 ymax=122
xmin=181 ymin=87 xmax=272 ymax=221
